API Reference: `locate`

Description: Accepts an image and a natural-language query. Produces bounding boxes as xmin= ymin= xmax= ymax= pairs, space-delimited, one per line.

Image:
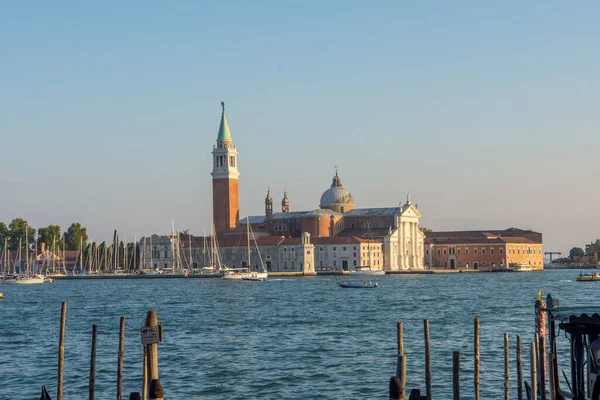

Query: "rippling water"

xmin=0 ymin=270 xmax=589 ymax=399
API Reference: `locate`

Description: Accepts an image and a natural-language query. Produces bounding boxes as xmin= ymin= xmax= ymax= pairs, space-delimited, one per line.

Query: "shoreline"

xmin=47 ymin=268 xmax=549 ymax=280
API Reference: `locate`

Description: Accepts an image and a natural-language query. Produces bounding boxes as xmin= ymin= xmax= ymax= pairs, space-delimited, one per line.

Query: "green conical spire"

xmin=217 ymin=101 xmax=232 ymax=142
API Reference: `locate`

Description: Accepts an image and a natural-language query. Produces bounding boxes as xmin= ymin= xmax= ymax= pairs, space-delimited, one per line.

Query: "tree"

xmin=64 ymin=223 xmax=88 ymax=251
xmin=569 ymin=247 xmax=585 ymax=260
xmin=0 ymin=222 xmax=8 ymax=246
xmin=38 ymin=225 xmax=62 ymax=251
xmin=8 ymin=218 xmax=36 ymax=250
xmin=589 ymin=256 xmax=599 ymax=265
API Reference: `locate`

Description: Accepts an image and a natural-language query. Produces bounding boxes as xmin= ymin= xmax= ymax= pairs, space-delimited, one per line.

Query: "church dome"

xmin=319 ymin=170 xmax=354 ymax=213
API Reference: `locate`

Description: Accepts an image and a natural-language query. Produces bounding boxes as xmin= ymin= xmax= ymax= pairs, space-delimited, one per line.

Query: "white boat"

xmin=2 ymin=274 xmax=46 ymax=284
xmin=222 ymin=218 xmax=268 ymax=281
xmin=350 ymin=268 xmax=385 ymax=276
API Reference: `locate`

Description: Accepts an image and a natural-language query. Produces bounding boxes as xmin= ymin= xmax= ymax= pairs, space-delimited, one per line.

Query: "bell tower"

xmin=212 ymin=102 xmax=240 ymax=236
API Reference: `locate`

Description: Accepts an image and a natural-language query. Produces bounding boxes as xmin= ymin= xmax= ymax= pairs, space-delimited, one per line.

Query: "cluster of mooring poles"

xmin=388 ymin=312 xmax=558 ymax=400
xmin=40 ymin=302 xmax=166 ymax=400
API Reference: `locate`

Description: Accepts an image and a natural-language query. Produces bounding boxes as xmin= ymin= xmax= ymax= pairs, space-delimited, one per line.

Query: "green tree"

xmin=0 ymin=222 xmax=8 ymax=246
xmin=64 ymin=223 xmax=88 ymax=251
xmin=569 ymin=247 xmax=585 ymax=260
xmin=8 ymin=218 xmax=36 ymax=250
xmin=589 ymin=256 xmax=599 ymax=265
xmin=38 ymin=225 xmax=63 ymax=251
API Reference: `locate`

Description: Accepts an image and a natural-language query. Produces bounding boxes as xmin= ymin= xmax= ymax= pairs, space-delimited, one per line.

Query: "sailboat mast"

xmin=134 ymin=234 xmax=137 ymax=271
xmin=247 ymin=217 xmax=251 ymax=270
xmin=18 ymin=238 xmax=22 ymax=274
xmin=79 ymin=236 xmax=83 ymax=272
xmin=188 ymin=233 xmax=192 ymax=270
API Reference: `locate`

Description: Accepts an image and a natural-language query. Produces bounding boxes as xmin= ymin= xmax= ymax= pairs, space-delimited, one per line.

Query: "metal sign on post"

xmin=141 ymin=326 xmax=162 ymax=345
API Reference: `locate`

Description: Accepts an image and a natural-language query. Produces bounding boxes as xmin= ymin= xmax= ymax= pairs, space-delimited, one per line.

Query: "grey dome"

xmin=320 ymin=187 xmax=354 ymax=207
xmin=319 ymin=170 xmax=354 ymax=208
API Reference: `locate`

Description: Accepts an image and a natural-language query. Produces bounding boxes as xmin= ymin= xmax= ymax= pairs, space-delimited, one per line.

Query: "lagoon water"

xmin=0 ymin=270 xmax=589 ymax=399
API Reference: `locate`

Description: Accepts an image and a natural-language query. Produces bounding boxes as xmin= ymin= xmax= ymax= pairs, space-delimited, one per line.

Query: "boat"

xmin=576 ymin=272 xmax=600 ymax=281
xmin=222 ymin=218 xmax=268 ymax=281
xmin=511 ymin=263 xmax=534 ymax=272
xmin=350 ymin=267 xmax=385 ymax=276
xmin=338 ymin=281 xmax=379 ymax=288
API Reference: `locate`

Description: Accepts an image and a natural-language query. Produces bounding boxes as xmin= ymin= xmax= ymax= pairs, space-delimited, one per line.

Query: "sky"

xmin=1 ymin=1 xmax=599 ymax=254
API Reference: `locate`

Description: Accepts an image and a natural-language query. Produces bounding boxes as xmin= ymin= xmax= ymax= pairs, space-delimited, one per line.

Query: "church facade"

xmin=211 ymin=104 xmax=424 ymax=271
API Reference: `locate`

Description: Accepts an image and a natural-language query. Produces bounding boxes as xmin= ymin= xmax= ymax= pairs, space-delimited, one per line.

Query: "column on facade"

xmin=399 ymin=222 xmax=405 ymax=270
xmin=410 ymin=222 xmax=418 ymax=268
xmin=403 ymin=221 xmax=409 ymax=269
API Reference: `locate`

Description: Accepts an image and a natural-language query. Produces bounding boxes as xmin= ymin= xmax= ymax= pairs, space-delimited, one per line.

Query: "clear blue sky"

xmin=1 ymin=1 xmax=599 ymax=254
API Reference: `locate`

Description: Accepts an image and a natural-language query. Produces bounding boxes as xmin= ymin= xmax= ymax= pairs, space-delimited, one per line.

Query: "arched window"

xmin=274 ymin=222 xmax=287 ymax=232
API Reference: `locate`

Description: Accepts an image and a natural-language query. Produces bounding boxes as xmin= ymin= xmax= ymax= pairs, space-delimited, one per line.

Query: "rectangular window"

xmin=353 ymin=252 xmax=356 ymax=257
xmin=457 ymin=249 xmax=461 ymax=255
xmin=426 ymin=250 xmax=429 ymax=255
xmin=437 ymin=250 xmax=441 ymax=255
xmin=333 ymin=247 xmax=336 ymax=251
xmin=500 ymin=248 xmax=503 ymax=255
xmin=343 ymin=247 xmax=346 ymax=251
xmin=443 ymin=249 xmax=447 ymax=255
xmin=482 ymin=248 xmax=485 ymax=255
xmin=353 ymin=247 xmax=357 ymax=251
xmin=333 ymin=260 xmax=337 ymax=266
xmin=320 ymin=247 xmax=323 ymax=251
xmin=491 ymin=248 xmax=494 ymax=255
xmin=353 ymin=260 xmax=357 ymax=266
xmin=466 ymin=249 xmax=469 ymax=255
xmin=474 ymin=249 xmax=478 ymax=255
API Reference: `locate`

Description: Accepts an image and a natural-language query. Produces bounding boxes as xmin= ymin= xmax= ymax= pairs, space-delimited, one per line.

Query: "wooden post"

xmin=389 ymin=377 xmax=402 ymax=400
xmin=397 ymin=322 xmax=404 ymax=355
xmin=145 ymin=310 xmax=162 ymax=399
xmin=539 ymin=335 xmax=547 ymax=400
xmin=142 ymin=345 xmax=148 ymax=400
xmin=548 ymin=352 xmax=556 ymax=400
xmin=453 ymin=351 xmax=460 ymax=400
xmin=149 ymin=379 xmax=163 ymax=400
xmin=117 ymin=316 xmax=126 ymax=400
xmin=516 ymin=335 xmax=523 ymax=400
xmin=397 ymin=355 xmax=406 ymax=400
xmin=57 ymin=301 xmax=67 ymax=400
xmin=424 ymin=319 xmax=432 ymax=400
xmin=531 ymin=342 xmax=537 ymax=400
xmin=534 ymin=333 xmax=540 ymax=395
xmin=504 ymin=333 xmax=509 ymax=400
xmin=474 ymin=318 xmax=480 ymax=400
xmin=89 ymin=325 xmax=97 ymax=400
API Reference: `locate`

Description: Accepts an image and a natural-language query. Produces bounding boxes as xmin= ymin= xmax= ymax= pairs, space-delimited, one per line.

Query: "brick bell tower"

xmin=212 ymin=102 xmax=240 ymax=236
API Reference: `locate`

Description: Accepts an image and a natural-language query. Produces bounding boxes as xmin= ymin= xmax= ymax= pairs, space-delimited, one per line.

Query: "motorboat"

xmin=338 ymin=281 xmax=379 ymax=289
xmin=576 ymin=272 xmax=600 ymax=282
xmin=242 ymin=272 xmax=268 ymax=282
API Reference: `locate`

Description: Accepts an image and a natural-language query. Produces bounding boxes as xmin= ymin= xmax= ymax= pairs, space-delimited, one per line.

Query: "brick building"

xmin=423 ymin=228 xmax=543 ymax=271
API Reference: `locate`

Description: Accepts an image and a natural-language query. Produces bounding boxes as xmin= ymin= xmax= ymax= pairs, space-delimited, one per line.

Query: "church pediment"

xmin=400 ymin=204 xmax=421 ymax=218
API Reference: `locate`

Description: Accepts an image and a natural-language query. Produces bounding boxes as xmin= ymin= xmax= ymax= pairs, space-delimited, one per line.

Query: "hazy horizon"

xmin=2 ymin=2 xmax=599 ymax=255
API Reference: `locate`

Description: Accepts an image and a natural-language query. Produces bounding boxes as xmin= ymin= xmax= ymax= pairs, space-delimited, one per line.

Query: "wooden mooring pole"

xmin=142 ymin=345 xmax=148 ymax=400
xmin=548 ymin=352 xmax=556 ymax=400
xmin=424 ymin=319 xmax=432 ymax=400
xmin=57 ymin=301 xmax=67 ymax=400
xmin=117 ymin=316 xmax=126 ymax=400
xmin=530 ymin=342 xmax=537 ymax=400
xmin=145 ymin=310 xmax=163 ymax=399
xmin=453 ymin=351 xmax=460 ymax=400
xmin=474 ymin=318 xmax=480 ymax=400
xmin=389 ymin=377 xmax=402 ymax=400
xmin=504 ymin=333 xmax=509 ymax=400
xmin=539 ymin=334 xmax=547 ymax=399
xmin=89 ymin=324 xmax=97 ymax=400
xmin=516 ymin=335 xmax=523 ymax=400
xmin=397 ymin=322 xmax=404 ymax=356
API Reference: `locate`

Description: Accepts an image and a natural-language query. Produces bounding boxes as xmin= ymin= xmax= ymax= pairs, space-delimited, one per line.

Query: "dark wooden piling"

xmin=389 ymin=377 xmax=402 ymax=400
xmin=57 ymin=301 xmax=67 ymax=400
xmin=548 ymin=352 xmax=556 ymax=400
xmin=453 ymin=351 xmax=460 ymax=400
xmin=145 ymin=310 xmax=162 ymax=397
xmin=516 ymin=335 xmax=523 ymax=400
xmin=142 ymin=345 xmax=148 ymax=400
xmin=530 ymin=342 xmax=537 ymax=400
xmin=89 ymin=325 xmax=97 ymax=400
xmin=397 ymin=322 xmax=404 ymax=355
xmin=539 ymin=335 xmax=547 ymax=399
xmin=424 ymin=319 xmax=432 ymax=400
xmin=398 ymin=355 xmax=406 ymax=400
xmin=504 ymin=333 xmax=509 ymax=400
xmin=149 ymin=379 xmax=163 ymax=400
xmin=117 ymin=316 xmax=126 ymax=400
xmin=474 ymin=318 xmax=480 ymax=400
